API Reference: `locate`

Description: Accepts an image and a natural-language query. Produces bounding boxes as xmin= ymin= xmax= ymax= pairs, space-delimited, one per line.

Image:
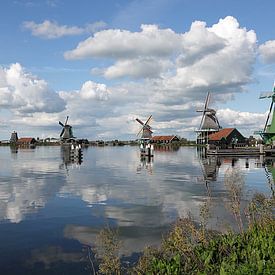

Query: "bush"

xmin=89 ymin=176 xmax=275 ymax=275
xmin=145 ymin=220 xmax=275 ymax=274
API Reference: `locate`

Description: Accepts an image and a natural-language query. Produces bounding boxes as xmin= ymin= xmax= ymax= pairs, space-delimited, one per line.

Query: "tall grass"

xmin=88 ymin=169 xmax=275 ymax=274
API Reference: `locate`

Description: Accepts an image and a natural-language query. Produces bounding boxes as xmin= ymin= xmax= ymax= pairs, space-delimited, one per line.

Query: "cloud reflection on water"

xmin=0 ymin=146 xmax=271 ymax=261
xmin=0 ymin=146 xmax=270 ymax=225
xmin=0 ymin=147 xmax=66 ymax=222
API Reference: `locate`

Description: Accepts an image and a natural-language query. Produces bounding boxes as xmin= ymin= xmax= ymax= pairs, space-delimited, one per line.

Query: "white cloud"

xmin=64 ymin=24 xmax=181 ymax=60
xmin=259 ymin=40 xmax=275 ymax=64
xmin=217 ymin=108 xmax=266 ymax=136
xmin=100 ymin=58 xmax=172 ymax=79
xmin=0 ymin=16 xmax=267 ymax=140
xmin=65 ymin=16 xmax=257 ymax=88
xmin=23 ymin=20 xmax=107 ymax=39
xmin=23 ymin=20 xmax=83 ymax=39
xmin=59 ymin=80 xmax=110 ymax=103
xmin=85 ymin=21 xmax=107 ymax=33
xmin=0 ymin=63 xmax=65 ymax=113
xmin=178 ymin=20 xmax=226 ymax=66
xmin=164 ymin=16 xmax=257 ymax=93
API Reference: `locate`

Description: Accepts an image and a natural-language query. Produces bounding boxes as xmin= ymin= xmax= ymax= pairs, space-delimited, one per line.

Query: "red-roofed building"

xmin=208 ymin=128 xmax=246 ymax=148
xmin=17 ymin=137 xmax=36 ymax=146
xmin=150 ymin=135 xmax=180 ymax=144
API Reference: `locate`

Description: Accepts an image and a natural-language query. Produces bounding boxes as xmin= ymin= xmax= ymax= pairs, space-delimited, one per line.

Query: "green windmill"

xmin=258 ymin=82 xmax=275 ymax=144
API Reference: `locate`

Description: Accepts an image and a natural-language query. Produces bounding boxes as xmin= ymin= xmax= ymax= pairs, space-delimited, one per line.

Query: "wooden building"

xmin=150 ymin=135 xmax=180 ymax=144
xmin=208 ymin=128 xmax=246 ymax=149
xmin=17 ymin=137 xmax=36 ymax=146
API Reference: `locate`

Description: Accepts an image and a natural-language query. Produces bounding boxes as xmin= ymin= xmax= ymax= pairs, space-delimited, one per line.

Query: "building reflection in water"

xmin=136 ymin=144 xmax=180 ymax=174
xmin=10 ymin=146 xmax=18 ymax=154
xmin=0 ymin=146 xmax=274 ymax=274
xmin=60 ymin=145 xmax=83 ymax=170
xmin=200 ymin=156 xmax=220 ymax=182
xmin=153 ymin=144 xmax=180 ymax=152
xmin=137 ymin=156 xmax=153 ymax=174
xmin=263 ymin=158 xmax=275 ymax=196
xmin=197 ymin=147 xmax=274 ymax=187
xmin=197 ymin=147 xmax=219 ymax=182
xmin=10 ymin=145 xmax=18 ymax=160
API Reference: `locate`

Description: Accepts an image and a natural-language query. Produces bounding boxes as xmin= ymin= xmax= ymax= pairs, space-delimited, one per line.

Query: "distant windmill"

xmin=136 ymin=115 xmax=153 ymax=140
xmin=196 ymin=92 xmax=221 ymax=144
xmin=256 ymin=81 xmax=275 ymax=144
xmin=59 ymin=116 xmax=75 ymax=142
xmin=197 ymin=92 xmax=221 ymax=131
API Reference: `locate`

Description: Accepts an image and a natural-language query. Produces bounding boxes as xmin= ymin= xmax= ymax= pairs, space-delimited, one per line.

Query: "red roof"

xmin=151 ymin=135 xmax=178 ymax=141
xmin=17 ymin=137 xmax=35 ymax=143
xmin=208 ymin=128 xmax=235 ymax=141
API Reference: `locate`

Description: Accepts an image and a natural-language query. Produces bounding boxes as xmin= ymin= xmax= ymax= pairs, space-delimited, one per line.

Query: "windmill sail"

xmin=201 ymin=112 xmax=220 ymax=130
xmin=136 ymin=115 xmax=153 ymax=139
xmin=59 ymin=116 xmax=75 ymax=141
xmin=197 ymin=93 xmax=221 ymax=131
xmin=255 ymin=81 xmax=275 ymax=144
xmin=196 ymin=92 xmax=221 ymax=145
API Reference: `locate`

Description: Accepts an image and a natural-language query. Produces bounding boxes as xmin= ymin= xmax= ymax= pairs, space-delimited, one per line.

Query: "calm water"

xmin=0 ymin=145 xmax=272 ymax=274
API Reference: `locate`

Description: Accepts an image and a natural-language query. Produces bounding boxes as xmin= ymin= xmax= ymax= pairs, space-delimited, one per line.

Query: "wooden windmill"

xmin=196 ymin=92 xmax=221 ymax=144
xmin=136 ymin=115 xmax=153 ymax=140
xmin=256 ymin=81 xmax=275 ymax=144
xmin=59 ymin=116 xmax=75 ymax=142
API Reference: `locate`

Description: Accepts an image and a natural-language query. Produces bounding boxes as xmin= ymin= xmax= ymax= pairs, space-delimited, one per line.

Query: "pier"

xmin=206 ymin=144 xmax=275 ymax=156
xmin=207 ymin=148 xmax=261 ymax=156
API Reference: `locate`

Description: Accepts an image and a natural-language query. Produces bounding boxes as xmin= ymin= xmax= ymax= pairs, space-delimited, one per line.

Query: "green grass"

xmin=147 ymin=221 xmax=275 ymax=274
xmin=89 ymin=172 xmax=275 ymax=275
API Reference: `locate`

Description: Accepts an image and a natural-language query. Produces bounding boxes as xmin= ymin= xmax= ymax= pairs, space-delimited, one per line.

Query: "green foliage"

xmin=224 ymin=168 xmax=245 ymax=233
xmin=196 ymin=222 xmax=275 ymax=274
xmin=148 ymin=221 xmax=275 ymax=275
xmin=95 ymin=227 xmax=121 ymax=275
xmin=150 ymin=255 xmax=181 ymax=275
xmin=89 ymin=168 xmax=275 ymax=275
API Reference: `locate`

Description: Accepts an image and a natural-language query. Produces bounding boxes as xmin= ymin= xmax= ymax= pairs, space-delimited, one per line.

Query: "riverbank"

xmin=90 ymin=177 xmax=275 ymax=274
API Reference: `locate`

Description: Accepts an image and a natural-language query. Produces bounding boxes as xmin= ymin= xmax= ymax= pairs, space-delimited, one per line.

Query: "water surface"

xmin=0 ymin=146 xmax=272 ymax=274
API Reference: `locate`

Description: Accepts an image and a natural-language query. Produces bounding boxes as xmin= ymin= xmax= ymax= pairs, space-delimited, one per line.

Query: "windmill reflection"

xmin=60 ymin=144 xmax=83 ymax=169
xmin=197 ymin=147 xmax=219 ymax=182
xmin=263 ymin=158 xmax=275 ymax=196
xmin=201 ymin=155 xmax=220 ymax=182
xmin=9 ymin=145 xmax=18 ymax=161
xmin=137 ymin=156 xmax=153 ymax=174
xmin=198 ymin=146 xmax=259 ymax=183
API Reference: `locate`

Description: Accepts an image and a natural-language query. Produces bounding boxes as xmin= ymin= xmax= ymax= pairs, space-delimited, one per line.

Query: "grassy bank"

xmin=135 ymin=217 xmax=274 ymax=274
xmin=88 ymin=172 xmax=275 ymax=274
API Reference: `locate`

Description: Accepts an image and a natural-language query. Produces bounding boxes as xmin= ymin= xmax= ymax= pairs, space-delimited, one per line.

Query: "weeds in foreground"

xmin=135 ymin=189 xmax=274 ymax=275
xmin=88 ymin=169 xmax=275 ymax=274
xmin=224 ymin=168 xmax=245 ymax=233
xmin=93 ymin=227 xmax=121 ymax=275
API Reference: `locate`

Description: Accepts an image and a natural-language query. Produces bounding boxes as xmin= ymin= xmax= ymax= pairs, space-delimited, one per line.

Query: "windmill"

xmin=196 ymin=92 xmax=221 ymax=144
xmin=256 ymin=81 xmax=275 ymax=144
xmin=136 ymin=115 xmax=153 ymax=140
xmin=59 ymin=116 xmax=75 ymax=142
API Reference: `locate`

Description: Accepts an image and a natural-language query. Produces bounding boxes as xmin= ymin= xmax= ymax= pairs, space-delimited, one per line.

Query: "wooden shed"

xmin=17 ymin=137 xmax=36 ymax=146
xmin=208 ymin=128 xmax=246 ymax=149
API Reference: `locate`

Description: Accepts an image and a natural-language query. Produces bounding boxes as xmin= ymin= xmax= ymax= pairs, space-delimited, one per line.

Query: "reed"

xmin=87 ymin=170 xmax=275 ymax=274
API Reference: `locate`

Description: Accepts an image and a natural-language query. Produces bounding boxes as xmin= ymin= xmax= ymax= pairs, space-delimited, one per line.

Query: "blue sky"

xmin=0 ymin=0 xmax=275 ymax=140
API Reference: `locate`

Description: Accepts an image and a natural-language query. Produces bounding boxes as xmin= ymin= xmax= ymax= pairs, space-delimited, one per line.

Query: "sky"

xmin=0 ymin=0 xmax=275 ymax=140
